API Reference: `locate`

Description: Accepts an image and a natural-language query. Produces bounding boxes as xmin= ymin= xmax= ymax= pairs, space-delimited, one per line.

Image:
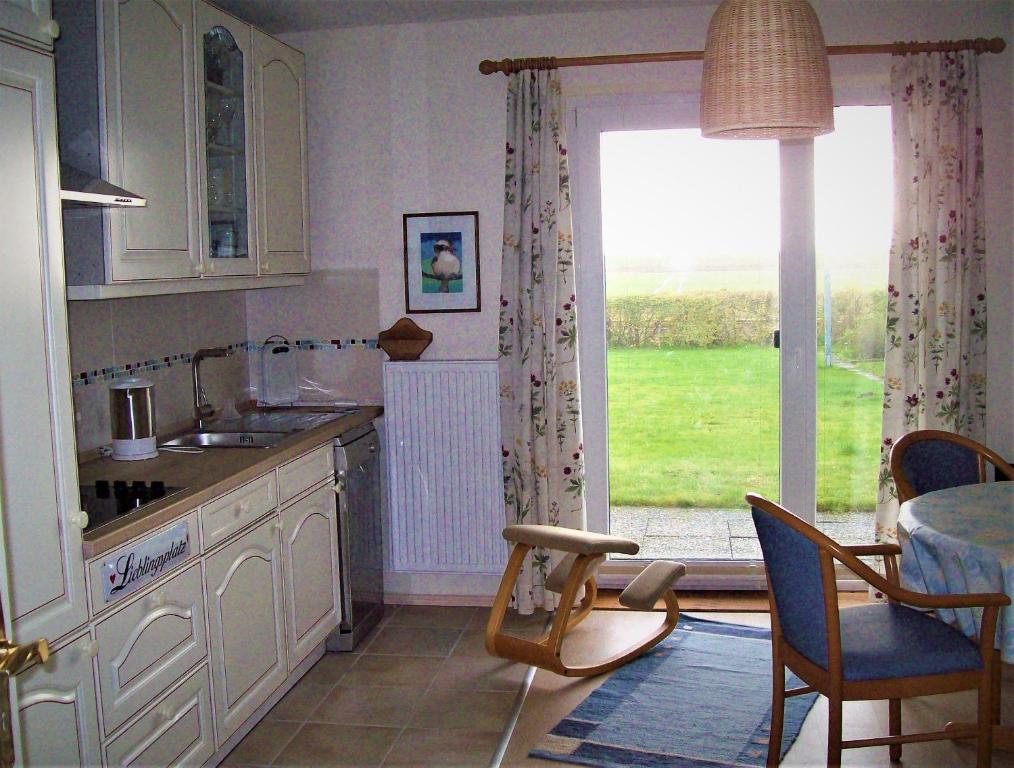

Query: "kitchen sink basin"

xmin=161 ymin=431 xmax=286 ymax=449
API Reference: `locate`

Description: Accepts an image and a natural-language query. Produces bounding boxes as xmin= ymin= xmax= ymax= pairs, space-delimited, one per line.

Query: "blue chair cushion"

xmin=840 ymin=603 xmax=983 ymax=682
xmin=901 ymin=440 xmax=979 ymax=497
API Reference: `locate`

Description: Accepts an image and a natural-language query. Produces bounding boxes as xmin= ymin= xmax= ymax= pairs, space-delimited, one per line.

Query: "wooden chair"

xmin=890 ymin=429 xmax=1013 ymax=504
xmin=485 ymin=524 xmax=685 ymax=677
xmin=747 ymin=493 xmax=1009 ymax=767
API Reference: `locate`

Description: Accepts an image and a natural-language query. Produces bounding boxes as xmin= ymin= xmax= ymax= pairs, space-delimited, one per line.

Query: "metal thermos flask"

xmin=109 ymin=377 xmax=158 ymax=460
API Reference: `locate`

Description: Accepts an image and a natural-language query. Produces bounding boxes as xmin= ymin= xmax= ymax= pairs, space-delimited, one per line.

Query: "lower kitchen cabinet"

xmin=205 ymin=515 xmax=286 ymax=745
xmin=95 ymin=563 xmax=208 ymax=734
xmin=280 ymin=482 xmax=341 ymax=670
xmin=16 ymin=634 xmax=102 ymax=767
xmin=104 ymin=665 xmax=215 ymax=768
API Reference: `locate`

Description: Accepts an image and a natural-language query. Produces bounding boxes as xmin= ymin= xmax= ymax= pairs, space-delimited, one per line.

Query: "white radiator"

xmin=383 ymin=361 xmax=507 ymax=575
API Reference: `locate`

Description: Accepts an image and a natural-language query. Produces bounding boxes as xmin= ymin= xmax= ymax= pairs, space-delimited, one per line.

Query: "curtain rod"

xmin=478 ymin=37 xmax=1006 ymax=75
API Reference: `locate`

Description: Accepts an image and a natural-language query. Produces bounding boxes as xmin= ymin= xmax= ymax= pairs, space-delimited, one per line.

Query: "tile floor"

xmin=222 ymin=605 xmax=541 ymax=767
xmin=226 ymin=605 xmax=1014 ymax=768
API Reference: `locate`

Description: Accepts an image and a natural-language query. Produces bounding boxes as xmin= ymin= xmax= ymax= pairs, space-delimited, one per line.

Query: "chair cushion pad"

xmin=840 ymin=603 xmax=983 ymax=682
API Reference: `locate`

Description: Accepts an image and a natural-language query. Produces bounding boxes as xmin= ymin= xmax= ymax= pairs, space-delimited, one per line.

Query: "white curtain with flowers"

xmin=875 ymin=50 xmax=987 ymax=546
xmin=498 ymin=68 xmax=586 ymax=614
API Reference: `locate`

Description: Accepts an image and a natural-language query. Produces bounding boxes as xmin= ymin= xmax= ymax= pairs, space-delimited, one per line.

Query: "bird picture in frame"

xmin=402 ymin=211 xmax=480 ymax=313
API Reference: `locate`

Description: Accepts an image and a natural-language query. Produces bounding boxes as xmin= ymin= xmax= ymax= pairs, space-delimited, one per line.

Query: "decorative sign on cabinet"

xmin=53 ymin=0 xmax=310 ymax=300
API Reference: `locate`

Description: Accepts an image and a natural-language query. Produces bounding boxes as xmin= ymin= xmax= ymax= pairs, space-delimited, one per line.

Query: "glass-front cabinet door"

xmin=195 ymin=4 xmax=256 ymax=276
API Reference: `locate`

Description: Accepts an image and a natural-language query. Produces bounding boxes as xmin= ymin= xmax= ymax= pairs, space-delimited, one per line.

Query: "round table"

xmin=899 ymin=482 xmax=1014 ymax=751
xmin=898 ymin=482 xmax=1014 ymax=663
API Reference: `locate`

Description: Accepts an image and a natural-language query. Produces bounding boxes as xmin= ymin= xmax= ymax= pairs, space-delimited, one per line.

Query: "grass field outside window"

xmin=607 ymin=346 xmax=883 ymax=512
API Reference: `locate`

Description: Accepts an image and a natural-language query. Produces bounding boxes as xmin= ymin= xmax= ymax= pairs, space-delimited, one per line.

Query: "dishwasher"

xmin=326 ymin=421 xmax=385 ymax=651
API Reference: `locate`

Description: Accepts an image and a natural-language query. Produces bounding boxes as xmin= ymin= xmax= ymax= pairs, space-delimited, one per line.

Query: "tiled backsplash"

xmin=67 ymin=292 xmax=251 ymax=452
xmin=66 ymin=269 xmax=383 ymax=453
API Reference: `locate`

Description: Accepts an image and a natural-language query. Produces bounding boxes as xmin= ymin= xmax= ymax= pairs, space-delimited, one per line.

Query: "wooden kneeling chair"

xmin=485 ymin=524 xmax=686 ymax=677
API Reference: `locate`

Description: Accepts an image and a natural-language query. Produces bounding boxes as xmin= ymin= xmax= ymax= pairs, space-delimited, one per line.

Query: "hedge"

xmin=606 ymin=288 xmax=886 ymax=360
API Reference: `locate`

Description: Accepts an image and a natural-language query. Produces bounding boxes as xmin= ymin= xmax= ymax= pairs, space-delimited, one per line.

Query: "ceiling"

xmin=211 ymin=0 xmax=701 ymax=34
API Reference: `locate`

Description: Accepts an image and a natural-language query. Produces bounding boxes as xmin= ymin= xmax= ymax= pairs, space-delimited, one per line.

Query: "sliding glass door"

xmin=571 ymin=98 xmax=891 ymax=583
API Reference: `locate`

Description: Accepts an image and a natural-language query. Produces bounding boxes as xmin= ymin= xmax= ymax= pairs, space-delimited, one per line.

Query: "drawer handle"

xmin=41 ymin=19 xmax=60 ymax=38
xmin=71 ymin=510 xmax=89 ymax=529
xmin=272 ymin=521 xmax=283 ymax=533
xmin=333 ymin=480 xmax=345 ymax=493
xmin=149 ymin=591 xmax=167 ymax=609
xmin=86 ymin=640 xmax=100 ymax=658
xmin=157 ymin=704 xmax=175 ymax=723
xmin=235 ymin=500 xmax=251 ymax=517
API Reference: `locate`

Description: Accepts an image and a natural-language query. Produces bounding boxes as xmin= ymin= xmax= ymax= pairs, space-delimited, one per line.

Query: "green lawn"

xmin=607 ymin=346 xmax=882 ymax=512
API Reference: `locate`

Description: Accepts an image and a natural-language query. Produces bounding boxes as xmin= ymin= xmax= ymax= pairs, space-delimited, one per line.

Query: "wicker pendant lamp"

xmin=701 ymin=0 xmax=834 ymax=139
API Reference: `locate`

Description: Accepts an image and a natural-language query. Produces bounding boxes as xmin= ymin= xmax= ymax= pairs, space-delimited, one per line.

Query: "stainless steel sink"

xmin=161 ymin=431 xmax=286 ymax=449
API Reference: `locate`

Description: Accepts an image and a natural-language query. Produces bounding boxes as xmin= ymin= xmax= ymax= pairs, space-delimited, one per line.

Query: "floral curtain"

xmin=498 ymin=69 xmax=586 ymax=614
xmin=875 ymin=50 xmax=987 ymax=547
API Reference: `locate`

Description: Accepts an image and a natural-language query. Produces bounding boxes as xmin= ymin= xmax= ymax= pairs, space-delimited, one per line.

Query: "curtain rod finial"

xmin=479 ymin=58 xmax=508 ymax=75
xmin=984 ymin=37 xmax=1006 ymax=53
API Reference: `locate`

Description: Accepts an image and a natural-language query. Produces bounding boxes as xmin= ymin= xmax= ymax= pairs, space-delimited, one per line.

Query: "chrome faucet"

xmin=192 ymin=347 xmax=234 ymax=429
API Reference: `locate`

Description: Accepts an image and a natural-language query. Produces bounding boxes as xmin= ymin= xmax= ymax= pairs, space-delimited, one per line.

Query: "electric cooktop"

xmin=79 ymin=480 xmax=186 ymax=533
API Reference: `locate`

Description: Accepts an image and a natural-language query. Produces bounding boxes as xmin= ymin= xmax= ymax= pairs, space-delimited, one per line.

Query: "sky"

xmin=600 ymin=106 xmax=893 ymax=290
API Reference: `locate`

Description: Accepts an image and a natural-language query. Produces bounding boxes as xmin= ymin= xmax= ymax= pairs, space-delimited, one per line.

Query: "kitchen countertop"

xmin=79 ymin=405 xmax=382 ymax=558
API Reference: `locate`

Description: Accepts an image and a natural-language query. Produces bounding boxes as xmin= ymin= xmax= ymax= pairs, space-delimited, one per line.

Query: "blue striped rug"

xmin=531 ymin=616 xmax=818 ymax=767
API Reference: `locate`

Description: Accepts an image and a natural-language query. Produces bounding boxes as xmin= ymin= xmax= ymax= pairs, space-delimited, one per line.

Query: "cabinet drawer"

xmin=88 ymin=512 xmax=199 ymax=616
xmin=96 ymin=563 xmax=208 ymax=734
xmin=278 ymin=443 xmax=334 ymax=505
xmin=104 ymin=665 xmax=215 ymax=768
xmin=201 ymin=472 xmax=276 ymax=548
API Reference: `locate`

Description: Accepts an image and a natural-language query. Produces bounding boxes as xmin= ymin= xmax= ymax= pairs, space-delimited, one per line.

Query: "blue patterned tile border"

xmin=72 ymin=338 xmax=378 ymax=387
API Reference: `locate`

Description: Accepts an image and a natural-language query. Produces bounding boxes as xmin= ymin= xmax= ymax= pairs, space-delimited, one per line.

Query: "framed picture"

xmin=403 ymin=211 xmax=480 ymax=313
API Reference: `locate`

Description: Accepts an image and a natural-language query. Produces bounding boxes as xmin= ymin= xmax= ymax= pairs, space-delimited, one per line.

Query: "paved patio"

xmin=610 ymin=506 xmax=876 ymax=560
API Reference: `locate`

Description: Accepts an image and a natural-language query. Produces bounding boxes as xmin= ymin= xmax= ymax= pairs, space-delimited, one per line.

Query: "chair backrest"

xmin=749 ymin=497 xmax=830 ymax=671
xmin=890 ymin=429 xmax=1013 ymax=503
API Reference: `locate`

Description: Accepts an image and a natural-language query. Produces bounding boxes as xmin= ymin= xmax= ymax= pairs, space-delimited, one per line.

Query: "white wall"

xmin=285 ymin=0 xmax=1012 ymax=454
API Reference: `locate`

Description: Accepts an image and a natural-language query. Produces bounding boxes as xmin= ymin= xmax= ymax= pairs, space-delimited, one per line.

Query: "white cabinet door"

xmin=206 ymin=515 xmax=286 ymax=745
xmin=280 ymin=484 xmax=340 ymax=670
xmin=0 ymin=39 xmax=88 ymax=648
xmin=101 ymin=0 xmax=200 ymax=281
xmin=0 ymin=0 xmax=56 ymax=49
xmin=252 ymin=29 xmax=309 ymax=276
xmin=15 ymin=634 xmax=102 ymax=767
xmin=95 ymin=563 xmax=208 ymax=734
xmin=194 ymin=1 xmax=257 ymax=277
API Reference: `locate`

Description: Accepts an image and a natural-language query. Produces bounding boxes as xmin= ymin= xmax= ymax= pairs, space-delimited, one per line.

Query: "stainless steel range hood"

xmin=59 ymin=163 xmax=147 ymax=208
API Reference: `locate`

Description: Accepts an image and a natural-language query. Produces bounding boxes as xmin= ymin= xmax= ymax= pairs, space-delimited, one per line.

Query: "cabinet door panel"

xmin=104 ymin=665 xmax=214 ymax=768
xmin=195 ymin=1 xmax=257 ymax=276
xmin=0 ymin=0 xmax=55 ymax=49
xmin=16 ymin=634 xmax=101 ymax=767
xmin=102 ymin=0 xmax=199 ymax=280
xmin=0 ymin=40 xmax=88 ymax=645
xmin=281 ymin=484 xmax=340 ymax=669
xmin=252 ymin=29 xmax=308 ymax=275
xmin=206 ymin=516 xmax=285 ymax=745
xmin=95 ymin=563 xmax=207 ymax=734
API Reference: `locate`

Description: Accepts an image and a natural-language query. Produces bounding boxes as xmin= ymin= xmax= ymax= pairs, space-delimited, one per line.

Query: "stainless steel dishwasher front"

xmin=326 ymin=422 xmax=384 ymax=651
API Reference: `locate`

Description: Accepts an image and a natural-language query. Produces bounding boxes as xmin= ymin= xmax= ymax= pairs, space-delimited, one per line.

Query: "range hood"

xmin=59 ymin=163 xmax=147 ymax=208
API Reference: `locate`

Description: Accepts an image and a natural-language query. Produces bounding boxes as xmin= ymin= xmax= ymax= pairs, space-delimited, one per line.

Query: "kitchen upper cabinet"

xmin=0 ymin=0 xmax=57 ymax=50
xmin=101 ymin=0 xmax=202 ymax=281
xmin=0 ymin=37 xmax=89 ymax=648
xmin=280 ymin=483 xmax=340 ymax=670
xmin=196 ymin=3 xmax=257 ymax=277
xmin=53 ymin=0 xmax=309 ymax=299
xmin=205 ymin=515 xmax=286 ymax=746
xmin=252 ymin=29 xmax=310 ymax=276
xmin=16 ymin=634 xmax=102 ymax=767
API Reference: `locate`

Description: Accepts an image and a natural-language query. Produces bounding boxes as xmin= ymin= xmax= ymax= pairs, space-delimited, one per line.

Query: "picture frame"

xmin=402 ymin=211 xmax=480 ymax=313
